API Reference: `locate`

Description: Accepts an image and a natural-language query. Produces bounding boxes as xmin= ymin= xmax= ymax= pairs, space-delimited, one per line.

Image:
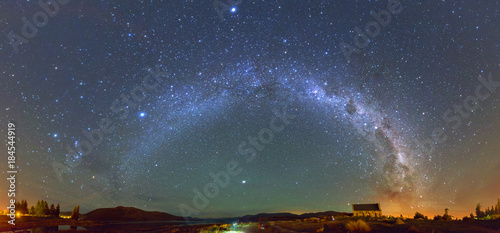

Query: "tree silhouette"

xmin=16 ymin=200 xmax=60 ymax=217
xmin=476 ymin=203 xmax=485 ymax=218
xmin=24 ymin=200 xmax=28 ymax=214
xmin=35 ymin=200 xmax=42 ymax=216
xmin=71 ymin=205 xmax=80 ymax=220
xmin=443 ymin=208 xmax=452 ymax=221
xmin=497 ymin=198 xmax=500 ymax=214
xmin=14 ymin=200 xmax=29 ymax=215
xmin=55 ymin=204 xmax=60 ymax=217
xmin=50 ymin=204 xmax=55 ymax=216
xmin=43 ymin=201 xmax=49 ymax=215
xmin=34 ymin=200 xmax=50 ymax=216
xmin=14 ymin=201 xmax=19 ymax=213
xmin=20 ymin=200 xmax=28 ymax=214
xmin=414 ymin=212 xmax=425 ymax=219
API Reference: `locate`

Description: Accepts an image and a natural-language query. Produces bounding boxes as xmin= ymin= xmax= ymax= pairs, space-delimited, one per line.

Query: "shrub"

xmin=199 ymin=226 xmax=222 ymax=233
xmin=414 ymin=212 xmax=425 ymax=219
xmin=462 ymin=216 xmax=473 ymax=221
xmin=395 ymin=219 xmax=405 ymax=225
xmin=433 ymin=215 xmax=443 ymax=221
xmin=345 ymin=219 xmax=371 ymax=232
xmin=408 ymin=225 xmax=421 ymax=231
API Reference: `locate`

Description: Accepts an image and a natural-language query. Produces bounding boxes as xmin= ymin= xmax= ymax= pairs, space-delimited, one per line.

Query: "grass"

xmin=345 ymin=219 xmax=371 ymax=232
xmin=395 ymin=219 xmax=405 ymax=225
xmin=274 ymin=221 xmax=344 ymax=232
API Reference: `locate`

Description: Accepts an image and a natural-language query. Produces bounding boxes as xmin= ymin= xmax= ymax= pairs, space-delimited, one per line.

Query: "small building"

xmin=352 ymin=203 xmax=382 ymax=217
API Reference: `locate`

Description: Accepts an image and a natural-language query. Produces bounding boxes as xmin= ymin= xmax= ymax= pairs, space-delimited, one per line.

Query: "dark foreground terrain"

xmin=246 ymin=218 xmax=500 ymax=233
xmin=1 ymin=216 xmax=499 ymax=232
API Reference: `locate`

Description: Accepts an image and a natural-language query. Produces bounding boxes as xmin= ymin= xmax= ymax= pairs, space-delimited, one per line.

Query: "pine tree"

xmin=50 ymin=204 xmax=55 ymax=216
xmin=70 ymin=206 xmax=77 ymax=219
xmin=476 ymin=203 xmax=484 ymax=218
xmin=24 ymin=200 xmax=29 ymax=214
xmin=43 ymin=201 xmax=50 ymax=215
xmin=34 ymin=200 xmax=50 ymax=216
xmin=70 ymin=205 xmax=80 ymax=220
xmin=497 ymin=198 xmax=500 ymax=214
xmin=55 ymin=204 xmax=60 ymax=217
xmin=14 ymin=201 xmax=20 ymax=214
xmin=29 ymin=206 xmax=35 ymax=215
xmin=35 ymin=200 xmax=43 ymax=216
xmin=18 ymin=200 xmax=28 ymax=214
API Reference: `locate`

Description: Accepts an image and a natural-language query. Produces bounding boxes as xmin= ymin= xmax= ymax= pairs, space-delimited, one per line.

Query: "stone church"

xmin=352 ymin=203 xmax=382 ymax=217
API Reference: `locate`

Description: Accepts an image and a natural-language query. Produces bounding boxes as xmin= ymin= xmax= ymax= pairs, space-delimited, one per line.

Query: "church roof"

xmin=352 ymin=203 xmax=381 ymax=211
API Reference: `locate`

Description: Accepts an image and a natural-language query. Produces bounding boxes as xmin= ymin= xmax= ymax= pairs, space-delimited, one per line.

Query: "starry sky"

xmin=1 ymin=0 xmax=499 ymax=218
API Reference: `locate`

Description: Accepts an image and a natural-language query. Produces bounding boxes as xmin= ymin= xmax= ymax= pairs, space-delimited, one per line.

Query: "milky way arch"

xmin=108 ymin=63 xmax=430 ymax=210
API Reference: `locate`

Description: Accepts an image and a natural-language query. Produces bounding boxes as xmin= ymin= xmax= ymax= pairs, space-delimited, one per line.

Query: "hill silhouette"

xmin=83 ymin=206 xmax=184 ymax=222
xmin=238 ymin=211 xmax=350 ymax=221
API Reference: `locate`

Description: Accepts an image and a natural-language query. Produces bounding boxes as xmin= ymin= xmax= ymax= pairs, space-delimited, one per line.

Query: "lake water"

xmin=30 ymin=225 xmax=87 ymax=232
xmin=26 ymin=220 xmax=224 ymax=232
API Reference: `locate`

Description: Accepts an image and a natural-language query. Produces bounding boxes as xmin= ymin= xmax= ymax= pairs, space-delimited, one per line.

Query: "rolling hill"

xmin=83 ymin=206 xmax=185 ymax=222
xmin=238 ymin=211 xmax=350 ymax=221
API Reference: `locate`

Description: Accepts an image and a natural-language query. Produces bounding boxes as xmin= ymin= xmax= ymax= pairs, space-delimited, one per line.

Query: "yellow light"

xmin=16 ymin=212 xmax=21 ymax=217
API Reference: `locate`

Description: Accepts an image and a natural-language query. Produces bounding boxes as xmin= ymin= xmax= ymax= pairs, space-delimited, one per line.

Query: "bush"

xmin=462 ymin=216 xmax=473 ymax=221
xmin=199 ymin=226 xmax=223 ymax=233
xmin=414 ymin=212 xmax=425 ymax=219
xmin=408 ymin=225 xmax=422 ymax=232
xmin=395 ymin=219 xmax=405 ymax=225
xmin=345 ymin=219 xmax=371 ymax=232
xmin=433 ymin=215 xmax=443 ymax=221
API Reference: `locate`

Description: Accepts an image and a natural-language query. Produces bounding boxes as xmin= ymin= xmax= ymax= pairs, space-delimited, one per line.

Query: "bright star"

xmin=53 ymin=134 xmax=58 ymax=138
xmin=231 ymin=7 xmax=236 ymax=13
xmin=139 ymin=112 xmax=146 ymax=117
xmin=242 ymin=180 xmax=246 ymax=184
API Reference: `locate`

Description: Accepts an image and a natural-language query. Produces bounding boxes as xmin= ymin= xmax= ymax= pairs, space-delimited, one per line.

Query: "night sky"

xmin=1 ymin=0 xmax=499 ymax=218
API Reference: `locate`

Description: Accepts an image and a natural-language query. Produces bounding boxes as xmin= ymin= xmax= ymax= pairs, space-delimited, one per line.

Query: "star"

xmin=242 ymin=180 xmax=246 ymax=184
xmin=139 ymin=112 xmax=146 ymax=117
xmin=230 ymin=7 xmax=236 ymax=13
